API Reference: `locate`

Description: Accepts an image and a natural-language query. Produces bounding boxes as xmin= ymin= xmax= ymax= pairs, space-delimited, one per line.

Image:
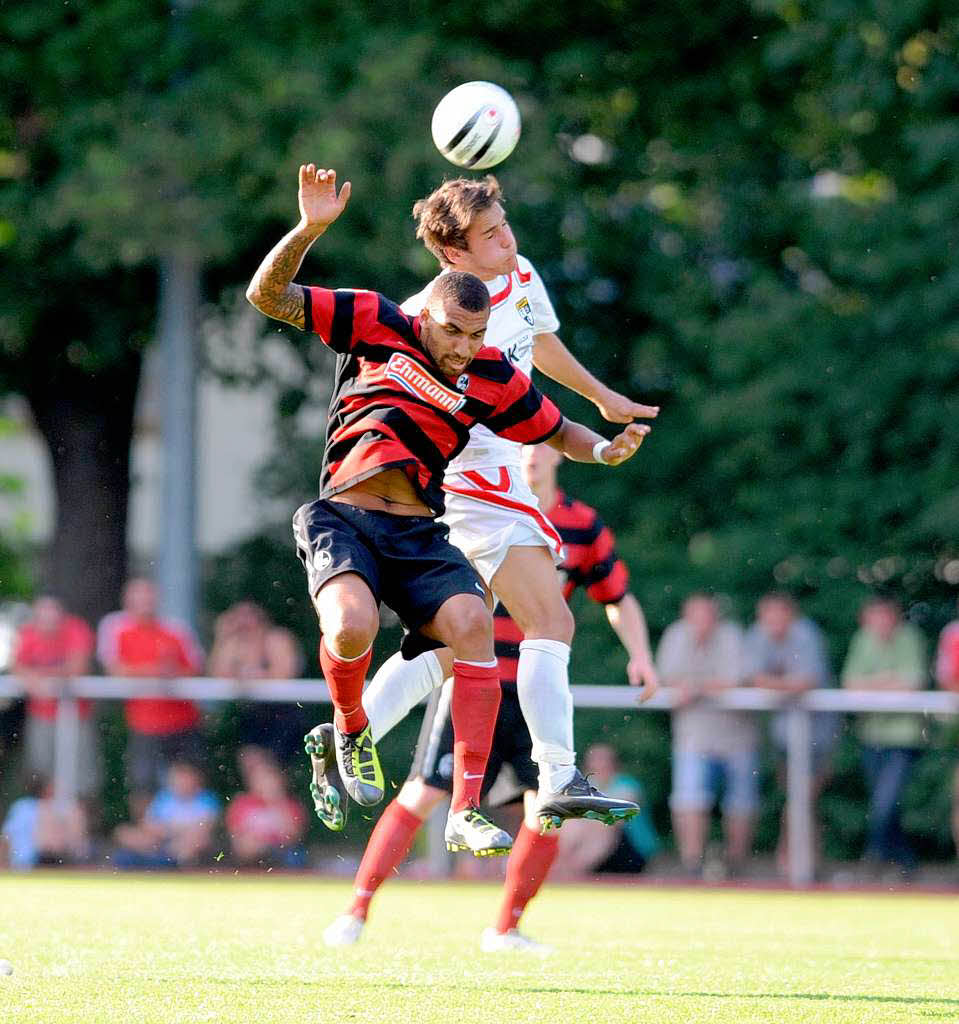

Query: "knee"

xmin=397 ymin=779 xmax=446 ymax=819
xmin=446 ymin=599 xmax=493 ymax=650
xmin=524 ymin=601 xmax=574 ymax=645
xmin=321 ymin=607 xmax=378 ymax=658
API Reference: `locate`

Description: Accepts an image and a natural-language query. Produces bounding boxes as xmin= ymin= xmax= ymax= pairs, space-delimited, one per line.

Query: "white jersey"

xmin=401 ymin=254 xmax=560 ymax=474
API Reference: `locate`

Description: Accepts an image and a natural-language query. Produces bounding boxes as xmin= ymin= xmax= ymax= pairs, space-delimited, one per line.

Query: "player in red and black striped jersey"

xmin=321 ymin=441 xmax=657 ymax=951
xmin=246 ymin=165 xmax=651 ymax=858
xmin=300 ymin=285 xmax=564 ymax=516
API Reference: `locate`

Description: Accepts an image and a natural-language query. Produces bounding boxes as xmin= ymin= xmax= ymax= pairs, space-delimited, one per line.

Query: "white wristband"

xmin=592 ymin=440 xmax=612 ymax=465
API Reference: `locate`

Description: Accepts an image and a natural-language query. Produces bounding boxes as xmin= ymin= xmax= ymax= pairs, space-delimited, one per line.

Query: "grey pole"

xmin=53 ymin=691 xmax=80 ymax=806
xmin=156 ymin=247 xmax=199 ymax=629
xmin=785 ymin=704 xmax=815 ymax=887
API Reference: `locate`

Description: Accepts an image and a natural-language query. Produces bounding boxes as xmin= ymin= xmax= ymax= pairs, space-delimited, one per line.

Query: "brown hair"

xmin=412 ymin=176 xmax=503 ymax=266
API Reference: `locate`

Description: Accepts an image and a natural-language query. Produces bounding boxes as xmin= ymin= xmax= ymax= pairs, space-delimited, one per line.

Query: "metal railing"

xmin=2 ymin=675 xmax=957 ymax=887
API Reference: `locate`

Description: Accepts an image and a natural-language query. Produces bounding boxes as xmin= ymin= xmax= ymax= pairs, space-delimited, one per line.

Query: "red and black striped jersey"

xmin=301 ymin=286 xmax=562 ymax=513
xmin=495 ymin=489 xmax=630 ymax=685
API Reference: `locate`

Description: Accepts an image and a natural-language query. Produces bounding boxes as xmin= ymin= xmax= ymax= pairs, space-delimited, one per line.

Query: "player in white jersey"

xmin=306 ymin=176 xmax=659 ymax=835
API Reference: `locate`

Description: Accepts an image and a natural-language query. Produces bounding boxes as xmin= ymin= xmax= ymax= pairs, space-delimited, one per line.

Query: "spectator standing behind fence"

xmin=226 ymin=746 xmax=306 ymax=867
xmin=113 ymin=760 xmax=220 ymax=869
xmin=841 ymin=597 xmax=927 ymax=875
xmin=12 ymin=596 xmax=99 ymax=802
xmin=552 ymin=743 xmax=659 ymax=878
xmin=98 ymin=579 xmax=205 ymax=818
xmin=934 ymin=599 xmax=959 ymax=865
xmin=657 ymin=593 xmax=755 ymax=878
xmin=743 ymin=592 xmax=839 ymax=879
xmin=207 ymin=602 xmax=304 ymax=764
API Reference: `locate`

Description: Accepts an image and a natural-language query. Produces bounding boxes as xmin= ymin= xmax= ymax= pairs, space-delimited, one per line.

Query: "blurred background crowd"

xmin=2 ymin=577 xmax=958 ymax=886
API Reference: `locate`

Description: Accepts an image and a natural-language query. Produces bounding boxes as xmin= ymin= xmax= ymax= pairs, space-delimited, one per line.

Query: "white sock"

xmin=516 ymin=638 xmax=575 ymax=793
xmin=363 ymin=650 xmax=444 ymax=743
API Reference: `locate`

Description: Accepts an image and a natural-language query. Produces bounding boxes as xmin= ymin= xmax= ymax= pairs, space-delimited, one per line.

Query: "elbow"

xmin=245 ymin=282 xmax=264 ymax=312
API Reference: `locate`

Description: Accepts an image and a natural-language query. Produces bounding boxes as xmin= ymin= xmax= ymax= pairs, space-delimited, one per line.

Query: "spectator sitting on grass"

xmin=226 ymin=746 xmax=306 ymax=867
xmin=1 ymin=776 xmax=90 ymax=870
xmin=113 ymin=760 xmax=219 ymax=870
xmin=552 ymin=744 xmax=659 ymax=878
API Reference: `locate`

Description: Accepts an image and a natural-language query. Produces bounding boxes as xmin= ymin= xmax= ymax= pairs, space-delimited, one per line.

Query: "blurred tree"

xmin=2 ymin=0 xmax=958 ymax=855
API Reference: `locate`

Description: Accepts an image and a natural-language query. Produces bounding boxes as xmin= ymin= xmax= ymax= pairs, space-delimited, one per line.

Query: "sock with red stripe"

xmin=451 ymin=659 xmax=501 ymax=812
xmin=495 ymin=822 xmax=559 ymax=934
xmin=320 ymin=639 xmax=373 ymax=735
xmin=348 ymin=800 xmax=423 ymax=921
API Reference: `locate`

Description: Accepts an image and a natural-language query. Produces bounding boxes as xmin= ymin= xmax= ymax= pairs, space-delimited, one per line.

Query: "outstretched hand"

xmin=596 ymin=387 xmax=659 ymax=424
xmin=628 ymin=658 xmax=660 ymax=701
xmin=298 ymin=164 xmax=351 ymax=231
xmin=602 ymin=422 xmax=650 ymax=465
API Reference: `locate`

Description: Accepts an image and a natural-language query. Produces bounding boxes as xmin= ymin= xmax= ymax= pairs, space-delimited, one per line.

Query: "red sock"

xmin=495 ymin=822 xmax=559 ymax=934
xmin=450 ymin=659 xmax=500 ymax=812
xmin=348 ymin=801 xmax=423 ymax=921
xmin=320 ymin=639 xmax=372 ymax=734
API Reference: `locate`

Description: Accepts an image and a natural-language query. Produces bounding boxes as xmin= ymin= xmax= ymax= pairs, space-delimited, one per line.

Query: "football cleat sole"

xmin=446 ymin=841 xmax=512 ymax=858
xmin=304 ymin=725 xmax=347 ymax=832
xmin=538 ymin=805 xmax=639 ymax=833
xmin=309 ymin=779 xmax=346 ymax=831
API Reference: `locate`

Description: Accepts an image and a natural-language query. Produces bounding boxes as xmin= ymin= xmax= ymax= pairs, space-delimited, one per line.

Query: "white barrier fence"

xmin=2 ymin=675 xmax=957 ymax=887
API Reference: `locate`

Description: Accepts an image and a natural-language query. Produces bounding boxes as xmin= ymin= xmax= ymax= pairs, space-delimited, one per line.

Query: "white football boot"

xmin=323 ymin=914 xmax=365 ymax=947
xmin=480 ymin=927 xmax=553 ymax=956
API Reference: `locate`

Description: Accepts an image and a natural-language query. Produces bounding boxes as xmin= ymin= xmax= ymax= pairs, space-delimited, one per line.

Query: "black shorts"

xmin=293 ymin=498 xmax=485 ymax=660
xmin=409 ymin=684 xmax=538 ymax=804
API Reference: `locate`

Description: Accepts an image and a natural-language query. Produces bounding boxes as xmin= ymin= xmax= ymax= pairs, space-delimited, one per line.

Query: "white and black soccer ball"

xmin=431 ymin=81 xmax=521 ymax=171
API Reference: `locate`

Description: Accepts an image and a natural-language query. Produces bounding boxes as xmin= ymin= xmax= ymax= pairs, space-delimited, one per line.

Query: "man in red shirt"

xmin=934 ymin=600 xmax=959 ymax=869
xmin=99 ymin=578 xmax=205 ymax=816
xmin=246 ymin=164 xmax=649 ymax=856
xmin=13 ymin=596 xmax=97 ymax=799
xmin=322 ymin=442 xmax=658 ymax=950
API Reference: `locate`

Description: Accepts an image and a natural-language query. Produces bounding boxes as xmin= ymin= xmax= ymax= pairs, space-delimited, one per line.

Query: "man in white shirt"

xmin=307 ymin=175 xmax=658 ymax=840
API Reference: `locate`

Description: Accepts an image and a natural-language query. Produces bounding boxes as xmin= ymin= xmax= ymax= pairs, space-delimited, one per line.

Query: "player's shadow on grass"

xmin=370 ymin=982 xmax=959 ymax=1007
xmin=517 ymin=988 xmax=959 ymax=1007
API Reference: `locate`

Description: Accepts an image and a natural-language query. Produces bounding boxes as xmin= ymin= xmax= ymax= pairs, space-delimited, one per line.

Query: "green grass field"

xmin=1 ymin=874 xmax=958 ymax=1023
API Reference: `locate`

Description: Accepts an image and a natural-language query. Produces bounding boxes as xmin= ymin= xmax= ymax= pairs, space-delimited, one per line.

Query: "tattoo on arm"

xmin=246 ymin=226 xmax=324 ymax=330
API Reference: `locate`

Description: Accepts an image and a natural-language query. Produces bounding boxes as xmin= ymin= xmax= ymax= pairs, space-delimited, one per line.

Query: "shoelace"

xmin=463 ymin=807 xmax=497 ymax=834
xmin=342 ymin=730 xmax=377 ymax=783
xmin=576 ymin=772 xmax=604 ymax=797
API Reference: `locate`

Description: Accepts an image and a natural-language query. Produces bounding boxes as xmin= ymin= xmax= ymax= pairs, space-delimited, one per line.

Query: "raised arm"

xmin=547 ymin=418 xmax=649 ymax=466
xmin=533 ymin=331 xmax=659 ymax=424
xmin=246 ymin=164 xmax=352 ymax=329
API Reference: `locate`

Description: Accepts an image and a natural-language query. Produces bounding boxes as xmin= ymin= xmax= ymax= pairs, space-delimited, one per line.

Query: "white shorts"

xmin=440 ymin=467 xmax=564 ymax=588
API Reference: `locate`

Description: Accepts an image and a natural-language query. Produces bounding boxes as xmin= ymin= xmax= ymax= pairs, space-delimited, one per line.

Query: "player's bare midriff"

xmin=329 ymin=469 xmax=432 ymax=516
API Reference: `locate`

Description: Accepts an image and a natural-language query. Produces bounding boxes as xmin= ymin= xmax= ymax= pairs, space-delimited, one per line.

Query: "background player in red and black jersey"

xmin=322 ymin=442 xmax=658 ymax=951
xmin=246 ymin=165 xmax=651 ymax=857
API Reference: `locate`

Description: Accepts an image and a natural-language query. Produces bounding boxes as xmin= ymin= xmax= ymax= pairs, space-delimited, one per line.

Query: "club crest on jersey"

xmin=515 ymin=297 xmax=534 ymax=327
xmin=385 ymin=353 xmax=466 ymax=414
xmin=456 ymin=373 xmax=470 ymax=392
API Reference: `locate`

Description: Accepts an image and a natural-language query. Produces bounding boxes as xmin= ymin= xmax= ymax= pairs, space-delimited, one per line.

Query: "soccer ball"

xmin=431 ymin=82 xmax=521 ymax=171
